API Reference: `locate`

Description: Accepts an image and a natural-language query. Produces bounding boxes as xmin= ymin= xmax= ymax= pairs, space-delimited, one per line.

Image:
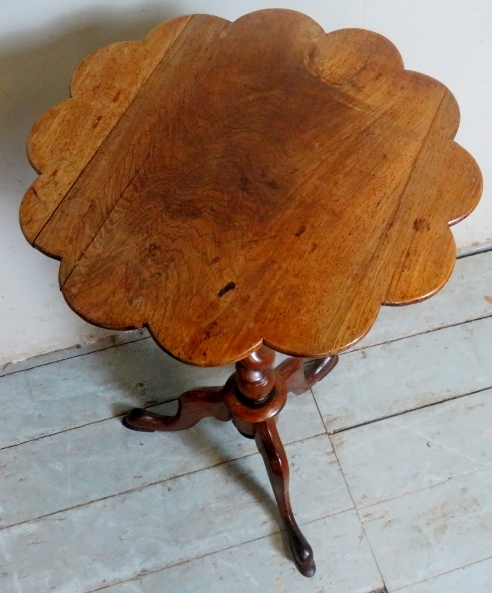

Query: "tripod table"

xmin=20 ymin=9 xmax=482 ymax=577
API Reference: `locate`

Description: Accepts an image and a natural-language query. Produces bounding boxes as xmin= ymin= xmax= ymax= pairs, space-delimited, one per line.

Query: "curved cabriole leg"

xmin=123 ymin=387 xmax=230 ymax=432
xmin=255 ymin=417 xmax=316 ymax=578
xmin=276 ymin=355 xmax=339 ymax=395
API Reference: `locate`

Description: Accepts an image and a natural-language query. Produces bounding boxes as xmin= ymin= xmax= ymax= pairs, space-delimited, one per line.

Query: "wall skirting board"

xmin=457 ymin=239 xmax=492 ymax=258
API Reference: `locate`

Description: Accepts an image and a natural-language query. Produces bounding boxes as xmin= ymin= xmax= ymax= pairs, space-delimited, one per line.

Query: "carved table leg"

xmin=255 ymin=417 xmax=316 ymax=577
xmin=123 ymin=387 xmax=230 ymax=432
xmin=122 ymin=345 xmax=319 ymax=577
xmin=224 ymin=346 xmax=316 ymax=577
xmin=276 ymin=355 xmax=339 ymax=395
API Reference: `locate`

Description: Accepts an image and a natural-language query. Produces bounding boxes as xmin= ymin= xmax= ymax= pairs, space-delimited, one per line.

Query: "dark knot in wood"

xmin=235 ymin=345 xmax=276 ymax=405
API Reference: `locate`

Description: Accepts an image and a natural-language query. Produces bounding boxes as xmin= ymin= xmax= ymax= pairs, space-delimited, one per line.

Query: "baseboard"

xmin=457 ymin=239 xmax=492 ymax=258
xmin=0 ymin=328 xmax=149 ymax=378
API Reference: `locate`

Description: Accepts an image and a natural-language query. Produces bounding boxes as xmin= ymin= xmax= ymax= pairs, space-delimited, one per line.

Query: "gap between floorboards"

xmin=328 ymin=384 xmax=492 ymax=435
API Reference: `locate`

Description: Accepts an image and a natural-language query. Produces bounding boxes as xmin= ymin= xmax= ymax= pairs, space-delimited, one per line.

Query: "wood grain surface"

xmin=20 ymin=9 xmax=482 ymax=366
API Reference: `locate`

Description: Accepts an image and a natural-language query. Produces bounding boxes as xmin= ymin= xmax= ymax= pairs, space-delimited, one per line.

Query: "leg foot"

xmin=276 ymin=355 xmax=338 ymax=395
xmin=255 ymin=418 xmax=315 ymax=577
xmin=123 ymin=387 xmax=230 ymax=432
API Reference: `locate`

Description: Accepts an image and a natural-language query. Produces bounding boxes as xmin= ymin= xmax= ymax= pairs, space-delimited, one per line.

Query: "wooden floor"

xmin=1 ymin=250 xmax=492 ymax=592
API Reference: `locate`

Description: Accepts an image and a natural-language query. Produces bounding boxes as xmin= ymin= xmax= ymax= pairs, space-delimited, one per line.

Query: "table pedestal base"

xmin=123 ymin=348 xmax=338 ymax=578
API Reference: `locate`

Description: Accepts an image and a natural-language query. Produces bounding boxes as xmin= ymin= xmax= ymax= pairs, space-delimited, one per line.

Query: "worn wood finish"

xmin=4 ymin=248 xmax=492 ymax=378
xmin=354 ymin=248 xmax=492 ymax=352
xmin=396 ymin=559 xmax=492 ymax=593
xmin=327 ymin=386 xmax=492 ymax=590
xmin=0 ymin=382 xmax=326 ymax=531
xmin=331 ymin=390 xmax=492 ymax=510
xmin=361 ymin=471 xmax=492 ymax=591
xmin=20 ymin=9 xmax=482 ymax=367
xmin=20 ymin=14 xmax=193 ymax=245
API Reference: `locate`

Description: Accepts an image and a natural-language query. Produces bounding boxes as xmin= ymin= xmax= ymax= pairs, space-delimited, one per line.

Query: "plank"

xmin=35 ymin=15 xmax=228 ymax=285
xmin=397 ymin=557 xmax=492 ymax=593
xmin=360 ymin=470 xmax=492 ymax=591
xmin=98 ymin=510 xmax=384 ymax=593
xmin=0 ymin=389 xmax=325 ymax=529
xmin=313 ymin=314 xmax=492 ymax=433
xmin=0 ymin=435 xmax=353 ymax=593
xmin=331 ymin=389 xmax=492 ymax=509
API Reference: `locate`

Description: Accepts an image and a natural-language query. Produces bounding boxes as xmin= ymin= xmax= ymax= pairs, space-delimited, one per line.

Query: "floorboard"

xmin=396 ymin=557 xmax=492 ymax=593
xmin=313 ymin=315 xmax=492 ymax=433
xmin=354 ymin=249 xmax=492 ymax=351
xmin=0 ymin=339 xmax=234 ymax=449
xmin=331 ymin=389 xmax=492 ymax=508
xmin=360 ymin=470 xmax=492 ymax=591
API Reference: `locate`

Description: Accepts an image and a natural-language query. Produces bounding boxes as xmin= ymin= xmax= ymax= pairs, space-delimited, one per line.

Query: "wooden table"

xmin=20 ymin=9 xmax=482 ymax=577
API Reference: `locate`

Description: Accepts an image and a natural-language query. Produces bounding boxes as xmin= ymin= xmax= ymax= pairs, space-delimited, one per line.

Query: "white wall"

xmin=1 ymin=0 xmax=490 ymax=367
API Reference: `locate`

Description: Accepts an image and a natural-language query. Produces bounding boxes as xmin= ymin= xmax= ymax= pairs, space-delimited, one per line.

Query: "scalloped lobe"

xmin=20 ymin=15 xmax=193 ymax=252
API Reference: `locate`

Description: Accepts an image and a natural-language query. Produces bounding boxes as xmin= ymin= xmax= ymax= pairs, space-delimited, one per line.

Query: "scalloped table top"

xmin=20 ymin=9 xmax=482 ymax=366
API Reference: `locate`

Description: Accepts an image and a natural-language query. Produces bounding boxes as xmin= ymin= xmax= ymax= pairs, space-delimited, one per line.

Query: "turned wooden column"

xmin=223 ymin=346 xmax=286 ymax=437
xmin=236 ymin=346 xmax=276 ymax=405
